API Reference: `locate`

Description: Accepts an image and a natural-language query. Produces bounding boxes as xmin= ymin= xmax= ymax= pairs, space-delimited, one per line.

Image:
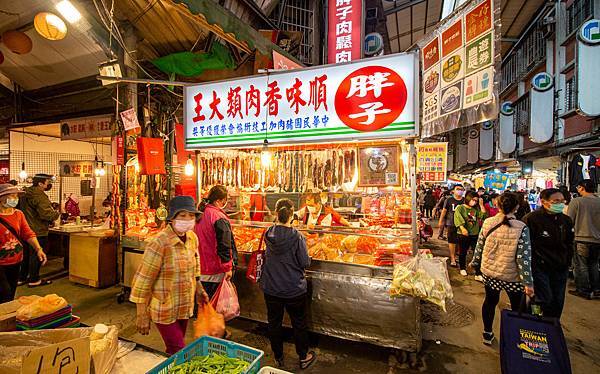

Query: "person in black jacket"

xmin=522 ymin=188 xmax=575 ymax=319
xmin=260 ymin=198 xmax=316 ymax=370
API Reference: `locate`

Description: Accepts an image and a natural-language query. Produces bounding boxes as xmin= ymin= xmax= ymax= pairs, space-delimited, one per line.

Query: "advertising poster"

xmin=441 ymin=49 xmax=464 ymax=88
xmin=423 ymin=92 xmax=440 ymax=124
xmin=464 ymin=66 xmax=494 ymax=108
xmin=440 ymin=81 xmax=463 ymax=116
xmin=464 ymin=0 xmax=493 ymax=43
xmin=417 ymin=142 xmax=447 ymax=182
xmin=357 ymin=145 xmax=400 ymax=187
xmin=465 ymin=32 xmax=493 ymax=75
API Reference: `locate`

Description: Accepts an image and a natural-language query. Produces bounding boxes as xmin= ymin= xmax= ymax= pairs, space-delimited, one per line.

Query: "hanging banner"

xmin=499 ymin=101 xmax=516 ymax=154
xmin=479 ymin=121 xmax=494 ymax=160
xmin=120 ymin=108 xmax=140 ymax=131
xmin=467 ymin=127 xmax=480 ymax=164
xmin=577 ymin=19 xmax=600 ymax=116
xmin=457 ymin=135 xmax=468 ymax=168
xmin=419 ymin=0 xmax=499 ymax=136
xmin=417 ymin=142 xmax=448 ymax=182
xmin=529 ymin=72 xmax=554 ymax=143
xmin=184 ymin=53 xmax=419 ymax=149
xmin=60 ymin=115 xmax=113 ymax=141
xmin=484 ymin=171 xmax=509 ymax=190
xmin=327 ymin=0 xmax=362 ymax=63
xmin=111 ymin=135 xmax=124 ymax=166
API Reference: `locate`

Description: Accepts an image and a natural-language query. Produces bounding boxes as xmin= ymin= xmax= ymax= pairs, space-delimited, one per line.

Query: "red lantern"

xmin=2 ymin=30 xmax=33 ymax=55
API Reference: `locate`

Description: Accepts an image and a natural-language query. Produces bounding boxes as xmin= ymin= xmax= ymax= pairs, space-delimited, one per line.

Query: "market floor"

xmin=15 ymin=236 xmax=600 ymax=374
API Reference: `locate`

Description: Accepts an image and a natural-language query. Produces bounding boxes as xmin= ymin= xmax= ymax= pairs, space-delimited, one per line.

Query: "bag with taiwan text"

xmin=210 ymin=279 xmax=240 ymax=321
xmin=246 ymin=230 xmax=267 ymax=283
xmin=500 ymin=306 xmax=572 ymax=374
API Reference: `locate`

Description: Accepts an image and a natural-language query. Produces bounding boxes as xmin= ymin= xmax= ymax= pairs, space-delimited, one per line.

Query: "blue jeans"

xmin=573 ymin=242 xmax=600 ymax=293
xmin=532 ymin=267 xmax=568 ymax=319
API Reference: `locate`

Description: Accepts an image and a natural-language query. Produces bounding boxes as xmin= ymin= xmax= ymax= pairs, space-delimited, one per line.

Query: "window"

xmin=565 ymin=77 xmax=577 ymax=112
xmin=501 ymin=28 xmax=546 ymax=92
xmin=566 ymin=0 xmax=593 ymax=36
xmin=513 ymin=93 xmax=530 ymax=136
xmin=271 ymin=0 xmax=315 ymax=65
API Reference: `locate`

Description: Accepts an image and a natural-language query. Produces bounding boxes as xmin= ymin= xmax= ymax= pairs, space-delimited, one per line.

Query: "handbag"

xmin=500 ymin=296 xmax=572 ymax=374
xmin=245 ymin=229 xmax=267 ymax=283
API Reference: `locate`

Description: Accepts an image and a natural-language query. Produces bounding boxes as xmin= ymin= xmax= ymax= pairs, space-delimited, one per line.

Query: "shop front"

xmin=182 ymin=53 xmax=422 ymax=351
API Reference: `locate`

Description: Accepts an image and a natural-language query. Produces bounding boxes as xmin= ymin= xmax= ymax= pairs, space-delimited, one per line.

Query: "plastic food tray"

xmin=147 ymin=336 xmax=264 ymax=374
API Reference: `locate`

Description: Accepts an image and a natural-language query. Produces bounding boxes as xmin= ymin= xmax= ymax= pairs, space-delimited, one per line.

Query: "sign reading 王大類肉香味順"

xmin=184 ymin=53 xmax=419 ymax=149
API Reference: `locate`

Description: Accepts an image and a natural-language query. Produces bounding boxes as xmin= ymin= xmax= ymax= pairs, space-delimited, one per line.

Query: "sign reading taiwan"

xmin=420 ymin=0 xmax=496 ymax=126
xmin=184 ymin=54 xmax=418 ymax=148
xmin=327 ymin=0 xmax=362 ymax=63
xmin=417 ymin=142 xmax=447 ymax=182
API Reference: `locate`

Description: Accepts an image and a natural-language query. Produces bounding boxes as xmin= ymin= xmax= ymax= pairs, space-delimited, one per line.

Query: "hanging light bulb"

xmin=99 ymin=161 xmax=106 ymax=177
xmin=94 ymin=156 xmax=101 ymax=177
xmin=184 ymin=155 xmax=194 ymax=176
xmin=19 ymin=162 xmax=28 ymax=180
xmin=261 ymin=139 xmax=272 ymax=169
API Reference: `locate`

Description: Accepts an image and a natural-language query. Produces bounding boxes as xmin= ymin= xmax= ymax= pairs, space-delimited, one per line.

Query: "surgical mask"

xmin=45 ymin=183 xmax=53 ymax=191
xmin=548 ymin=203 xmax=565 ymax=214
xmin=172 ymin=219 xmax=195 ymax=233
xmin=455 ymin=190 xmax=464 ymax=197
xmin=4 ymin=198 xmax=18 ymax=208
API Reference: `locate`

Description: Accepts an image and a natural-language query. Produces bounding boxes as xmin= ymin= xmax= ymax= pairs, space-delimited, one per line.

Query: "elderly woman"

xmin=130 ymin=196 xmax=209 ymax=355
xmin=0 ymin=184 xmax=47 ymax=303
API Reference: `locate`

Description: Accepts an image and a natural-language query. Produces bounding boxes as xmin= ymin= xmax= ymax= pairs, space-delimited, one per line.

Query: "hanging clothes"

xmin=569 ymin=154 xmax=598 ymax=192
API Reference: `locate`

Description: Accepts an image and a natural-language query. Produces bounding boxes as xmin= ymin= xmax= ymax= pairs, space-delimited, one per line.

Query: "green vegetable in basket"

xmin=168 ymin=353 xmax=250 ymax=374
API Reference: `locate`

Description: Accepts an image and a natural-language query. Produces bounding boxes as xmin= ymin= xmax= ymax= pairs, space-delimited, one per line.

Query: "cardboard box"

xmin=0 ymin=300 xmax=21 ymax=332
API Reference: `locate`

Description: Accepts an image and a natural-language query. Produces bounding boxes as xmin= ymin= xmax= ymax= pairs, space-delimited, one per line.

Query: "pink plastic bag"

xmin=210 ymin=279 xmax=240 ymax=321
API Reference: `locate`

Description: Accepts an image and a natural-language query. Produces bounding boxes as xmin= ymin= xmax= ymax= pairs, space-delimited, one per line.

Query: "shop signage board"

xmin=60 ymin=115 xmax=112 ymax=141
xmin=417 ymin=142 xmax=447 ymax=182
xmin=499 ymin=101 xmax=516 ymax=154
xmin=357 ymin=145 xmax=400 ymax=187
xmin=577 ymin=19 xmax=600 ymax=116
xmin=184 ymin=53 xmax=419 ymax=149
xmin=420 ymin=0 xmax=496 ymax=127
xmin=327 ymin=0 xmax=362 ymax=63
xmin=529 ymin=72 xmax=554 ymax=143
xmin=112 ymin=136 xmax=125 ymax=166
xmin=59 ymin=161 xmax=94 ymax=177
xmin=484 ymin=171 xmax=509 ymax=190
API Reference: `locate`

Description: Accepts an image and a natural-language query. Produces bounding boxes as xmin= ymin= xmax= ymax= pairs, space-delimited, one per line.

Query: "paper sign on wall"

xmin=423 ymin=93 xmax=440 ymax=123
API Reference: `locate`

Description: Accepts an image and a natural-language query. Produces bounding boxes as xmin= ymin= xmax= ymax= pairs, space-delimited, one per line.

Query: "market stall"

xmin=182 ymin=53 xmax=422 ymax=351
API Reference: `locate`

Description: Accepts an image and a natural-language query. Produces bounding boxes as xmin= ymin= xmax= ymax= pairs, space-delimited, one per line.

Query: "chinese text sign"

xmin=417 ymin=142 xmax=448 ymax=182
xmin=328 ymin=0 xmax=362 ymax=64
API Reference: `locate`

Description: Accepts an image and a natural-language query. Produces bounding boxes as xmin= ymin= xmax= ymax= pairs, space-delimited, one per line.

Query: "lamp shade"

xmin=1 ymin=30 xmax=33 ymax=54
xmin=34 ymin=12 xmax=67 ymax=41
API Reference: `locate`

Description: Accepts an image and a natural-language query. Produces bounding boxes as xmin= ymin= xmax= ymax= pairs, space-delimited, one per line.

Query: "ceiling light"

xmin=56 ymin=0 xmax=82 ymax=24
xmin=261 ymin=140 xmax=272 ymax=169
xmin=19 ymin=162 xmax=28 ymax=181
xmin=34 ymin=12 xmax=67 ymax=40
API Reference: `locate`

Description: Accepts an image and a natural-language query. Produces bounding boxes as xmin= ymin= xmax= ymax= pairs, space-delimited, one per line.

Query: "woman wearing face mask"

xmin=296 ymin=193 xmax=350 ymax=227
xmin=484 ymin=193 xmax=500 ymax=217
xmin=454 ymin=191 xmax=487 ymax=277
xmin=470 ymin=192 xmax=534 ymax=345
xmin=195 ymin=185 xmax=239 ymax=300
xmin=0 ymin=184 xmax=46 ymax=303
xmin=260 ymin=199 xmax=316 ymax=370
xmin=130 ymin=196 xmax=209 ymax=355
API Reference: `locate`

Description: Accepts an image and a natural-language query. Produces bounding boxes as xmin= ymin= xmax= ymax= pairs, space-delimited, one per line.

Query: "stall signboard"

xmin=184 ymin=53 xmax=418 ymax=149
xmin=417 ymin=142 xmax=447 ymax=182
xmin=327 ymin=0 xmax=362 ymax=63
xmin=484 ymin=171 xmax=509 ymax=190
xmin=120 ymin=108 xmax=140 ymax=131
xmin=112 ymin=136 xmax=125 ymax=166
xmin=357 ymin=145 xmax=400 ymax=187
xmin=60 ymin=115 xmax=112 ymax=141
xmin=59 ymin=161 xmax=94 ymax=177
xmin=421 ymin=0 xmax=495 ymax=126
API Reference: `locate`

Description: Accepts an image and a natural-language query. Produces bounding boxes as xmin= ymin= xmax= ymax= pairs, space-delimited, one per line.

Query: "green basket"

xmin=147 ymin=336 xmax=264 ymax=374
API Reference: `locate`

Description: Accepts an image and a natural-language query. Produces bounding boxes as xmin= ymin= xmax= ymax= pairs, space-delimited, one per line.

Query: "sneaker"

xmin=483 ymin=332 xmax=495 ymax=345
xmin=460 ymin=270 xmax=468 ymax=276
xmin=474 ymin=275 xmax=484 ymax=283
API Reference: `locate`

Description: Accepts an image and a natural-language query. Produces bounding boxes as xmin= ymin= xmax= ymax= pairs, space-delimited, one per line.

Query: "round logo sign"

xmin=364 ymin=33 xmax=384 ymax=56
xmin=579 ymin=19 xmax=600 ymax=45
xmin=424 ymin=69 xmax=440 ymax=94
xmin=531 ymin=72 xmax=553 ymax=92
xmin=442 ymin=55 xmax=462 ymax=82
xmin=335 ymin=65 xmax=407 ymax=132
xmin=481 ymin=121 xmax=494 ymax=130
xmin=500 ymin=101 xmax=514 ymax=116
xmin=460 ymin=137 xmax=468 ymax=145
xmin=368 ymin=154 xmax=388 ymax=173
xmin=469 ymin=129 xmax=479 ymax=139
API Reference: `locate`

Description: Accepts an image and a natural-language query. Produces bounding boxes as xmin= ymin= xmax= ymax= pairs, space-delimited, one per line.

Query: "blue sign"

xmin=484 ymin=172 xmax=509 ymax=191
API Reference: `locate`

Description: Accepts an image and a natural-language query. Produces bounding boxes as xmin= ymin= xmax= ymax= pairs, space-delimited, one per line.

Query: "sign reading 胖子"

xmin=184 ymin=53 xmax=419 ymax=149
xmin=327 ymin=0 xmax=362 ymax=64
xmin=417 ymin=142 xmax=447 ymax=182
xmin=60 ymin=115 xmax=113 ymax=141
xmin=420 ymin=0 xmax=496 ymax=125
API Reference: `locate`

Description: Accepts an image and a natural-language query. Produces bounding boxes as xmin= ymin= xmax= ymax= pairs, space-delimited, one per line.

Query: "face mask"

xmin=4 ymin=198 xmax=18 ymax=208
xmin=548 ymin=203 xmax=565 ymax=214
xmin=45 ymin=183 xmax=53 ymax=191
xmin=455 ymin=190 xmax=464 ymax=198
xmin=172 ymin=219 xmax=195 ymax=233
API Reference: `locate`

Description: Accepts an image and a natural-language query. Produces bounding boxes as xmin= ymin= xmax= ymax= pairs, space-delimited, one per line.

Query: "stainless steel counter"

xmin=234 ymin=251 xmax=421 ymax=352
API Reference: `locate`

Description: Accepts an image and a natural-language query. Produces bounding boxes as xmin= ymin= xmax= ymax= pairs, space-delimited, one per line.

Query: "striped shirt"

xmin=130 ymin=225 xmax=200 ymax=324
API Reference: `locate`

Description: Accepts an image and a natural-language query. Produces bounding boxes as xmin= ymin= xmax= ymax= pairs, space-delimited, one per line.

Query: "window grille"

xmin=513 ymin=93 xmax=530 ymax=136
xmin=566 ymin=0 xmax=593 ymax=36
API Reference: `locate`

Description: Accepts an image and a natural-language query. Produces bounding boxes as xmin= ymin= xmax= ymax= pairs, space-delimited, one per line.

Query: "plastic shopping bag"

xmin=193 ymin=302 xmax=225 ymax=338
xmin=211 ymin=279 xmax=240 ymax=321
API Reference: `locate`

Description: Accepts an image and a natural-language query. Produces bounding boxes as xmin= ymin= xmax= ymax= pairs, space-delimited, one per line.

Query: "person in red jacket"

xmin=195 ymin=185 xmax=238 ymax=300
xmin=0 ymin=184 xmax=47 ymax=303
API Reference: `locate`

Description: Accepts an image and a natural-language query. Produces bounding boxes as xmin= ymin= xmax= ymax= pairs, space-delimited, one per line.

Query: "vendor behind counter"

xmin=295 ymin=193 xmax=350 ymax=227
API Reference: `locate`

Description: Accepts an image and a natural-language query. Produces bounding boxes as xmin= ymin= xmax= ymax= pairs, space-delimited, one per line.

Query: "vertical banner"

xmin=529 ymin=72 xmax=554 ymax=143
xmin=328 ymin=0 xmax=362 ymax=63
xmin=577 ymin=19 xmax=600 ymax=116
xmin=499 ymin=101 xmax=516 ymax=154
xmin=111 ymin=136 xmax=124 ymax=166
xmin=417 ymin=142 xmax=448 ymax=182
xmin=457 ymin=135 xmax=468 ymax=168
xmin=467 ymin=127 xmax=480 ymax=164
xmin=479 ymin=121 xmax=494 ymax=160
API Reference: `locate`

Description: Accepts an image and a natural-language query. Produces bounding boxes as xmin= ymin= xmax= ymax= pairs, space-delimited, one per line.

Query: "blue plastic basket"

xmin=147 ymin=336 xmax=264 ymax=374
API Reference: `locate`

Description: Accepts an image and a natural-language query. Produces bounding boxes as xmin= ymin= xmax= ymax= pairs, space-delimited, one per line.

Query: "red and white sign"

xmin=422 ymin=37 xmax=440 ymax=72
xmin=112 ymin=135 xmax=125 ymax=166
xmin=441 ymin=19 xmax=463 ymax=57
xmin=184 ymin=53 xmax=418 ymax=149
xmin=327 ymin=0 xmax=362 ymax=64
xmin=273 ymin=50 xmax=303 ymax=71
